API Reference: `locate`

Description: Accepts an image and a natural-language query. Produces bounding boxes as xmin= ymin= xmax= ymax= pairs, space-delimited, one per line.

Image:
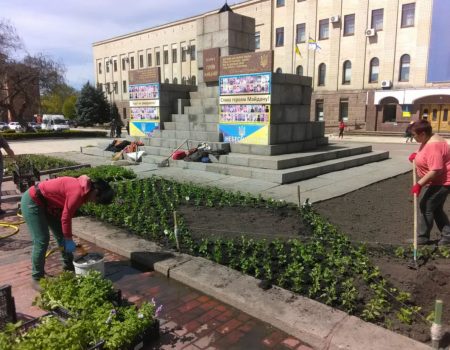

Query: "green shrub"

xmin=4 ymin=154 xmax=78 ymax=177
xmin=56 ymin=165 xmax=136 ymax=182
xmin=0 ymin=130 xmax=107 ymax=140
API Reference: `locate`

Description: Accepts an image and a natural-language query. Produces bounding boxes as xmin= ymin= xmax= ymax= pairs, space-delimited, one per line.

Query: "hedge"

xmin=0 ymin=130 xmax=107 ymax=140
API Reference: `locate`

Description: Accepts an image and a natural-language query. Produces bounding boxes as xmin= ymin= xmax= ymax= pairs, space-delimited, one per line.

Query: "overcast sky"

xmin=1 ymin=0 xmax=246 ymax=90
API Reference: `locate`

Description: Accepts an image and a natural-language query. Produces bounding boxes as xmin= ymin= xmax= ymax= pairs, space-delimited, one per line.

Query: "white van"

xmin=41 ymin=114 xmax=70 ymax=131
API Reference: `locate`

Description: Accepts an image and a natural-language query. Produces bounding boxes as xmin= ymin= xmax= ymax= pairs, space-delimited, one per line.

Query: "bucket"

xmin=73 ymin=253 xmax=105 ymax=277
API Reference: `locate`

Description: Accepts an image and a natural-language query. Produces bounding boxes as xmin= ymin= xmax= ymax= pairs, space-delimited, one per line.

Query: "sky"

xmin=1 ymin=0 xmax=246 ymax=90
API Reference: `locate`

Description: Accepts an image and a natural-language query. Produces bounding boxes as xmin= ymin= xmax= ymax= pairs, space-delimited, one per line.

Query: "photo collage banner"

xmin=129 ymin=83 xmax=160 ymax=137
xmin=219 ymin=72 xmax=272 ymax=145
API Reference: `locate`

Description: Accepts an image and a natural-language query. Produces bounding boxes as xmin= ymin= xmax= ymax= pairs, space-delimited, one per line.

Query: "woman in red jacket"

xmin=20 ymin=175 xmax=114 ymax=289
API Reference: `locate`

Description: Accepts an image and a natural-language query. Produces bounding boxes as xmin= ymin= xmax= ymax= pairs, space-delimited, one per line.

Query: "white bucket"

xmin=73 ymin=253 xmax=105 ymax=277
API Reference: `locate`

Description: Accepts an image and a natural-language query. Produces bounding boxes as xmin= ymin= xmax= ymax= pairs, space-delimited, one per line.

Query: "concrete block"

xmin=293 ymin=124 xmax=307 ymax=141
xmin=228 ymin=12 xmax=243 ymax=32
xmin=212 ymin=30 xmax=229 ymax=48
xmin=205 ymin=123 xmax=218 ymax=132
xmin=163 ymin=122 xmax=175 ymax=130
xmin=201 ymin=33 xmax=213 ymax=50
xmin=196 ymin=18 xmax=204 ymax=36
xmin=177 ymin=98 xmax=190 ymax=114
xmin=302 ymin=87 xmax=312 ymax=105
xmin=242 ymin=16 xmax=255 ymax=34
xmin=205 ymin=114 xmax=219 ymax=123
xmin=174 ymin=121 xmax=190 ymax=130
xmin=228 ymin=166 xmax=253 ymax=178
xmin=204 ymin=105 xmax=219 ymax=114
xmin=161 ymin=130 xmax=176 ymax=138
xmin=175 ymin=130 xmax=191 ymax=139
xmin=204 ymin=14 xmax=220 ymax=34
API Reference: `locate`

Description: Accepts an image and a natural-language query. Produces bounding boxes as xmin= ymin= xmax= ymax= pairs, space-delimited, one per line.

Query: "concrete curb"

xmin=73 ymin=217 xmax=431 ymax=350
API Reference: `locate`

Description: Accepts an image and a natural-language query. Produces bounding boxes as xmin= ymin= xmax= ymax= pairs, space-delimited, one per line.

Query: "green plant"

xmin=56 ymin=165 xmax=136 ymax=182
xmin=396 ymin=306 xmax=421 ymax=325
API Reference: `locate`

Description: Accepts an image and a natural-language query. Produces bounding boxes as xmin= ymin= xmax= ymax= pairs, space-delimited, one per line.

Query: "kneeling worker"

xmin=20 ymin=175 xmax=114 ymax=290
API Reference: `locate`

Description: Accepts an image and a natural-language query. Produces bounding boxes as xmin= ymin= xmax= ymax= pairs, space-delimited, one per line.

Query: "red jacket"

xmin=29 ymin=176 xmax=92 ymax=239
xmin=339 ymin=121 xmax=345 ymax=130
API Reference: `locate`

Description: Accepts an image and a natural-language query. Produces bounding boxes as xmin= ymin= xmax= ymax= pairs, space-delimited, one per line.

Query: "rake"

xmin=157 ymin=139 xmax=189 ymax=167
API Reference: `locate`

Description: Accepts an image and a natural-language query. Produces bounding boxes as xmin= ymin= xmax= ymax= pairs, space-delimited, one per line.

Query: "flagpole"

xmin=291 ymin=0 xmax=296 ymax=73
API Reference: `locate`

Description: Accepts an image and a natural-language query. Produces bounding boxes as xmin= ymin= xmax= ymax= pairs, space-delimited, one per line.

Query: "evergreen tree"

xmin=75 ymin=82 xmax=109 ymax=126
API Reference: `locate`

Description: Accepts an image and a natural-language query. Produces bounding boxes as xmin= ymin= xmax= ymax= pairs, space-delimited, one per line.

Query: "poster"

xmin=219 ymin=73 xmax=271 ymax=96
xmin=219 ymin=124 xmax=269 ymax=145
xmin=129 ymin=83 xmax=160 ymax=137
xmin=130 ymin=121 xmax=160 ymax=137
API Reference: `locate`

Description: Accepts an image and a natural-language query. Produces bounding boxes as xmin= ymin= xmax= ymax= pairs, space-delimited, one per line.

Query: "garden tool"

xmin=157 ymin=139 xmax=188 ymax=167
xmin=408 ymin=159 xmax=419 ymax=270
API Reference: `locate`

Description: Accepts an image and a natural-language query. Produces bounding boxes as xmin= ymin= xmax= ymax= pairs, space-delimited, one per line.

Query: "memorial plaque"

xmin=129 ymin=67 xmax=161 ymax=85
xmin=203 ymin=48 xmax=220 ymax=82
xmin=220 ymin=51 xmax=273 ymax=76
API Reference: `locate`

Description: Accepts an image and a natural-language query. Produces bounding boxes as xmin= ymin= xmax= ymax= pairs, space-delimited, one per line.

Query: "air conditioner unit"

xmin=330 ymin=15 xmax=340 ymax=23
xmin=381 ymin=80 xmax=392 ymax=88
xmin=365 ymin=28 xmax=376 ymax=37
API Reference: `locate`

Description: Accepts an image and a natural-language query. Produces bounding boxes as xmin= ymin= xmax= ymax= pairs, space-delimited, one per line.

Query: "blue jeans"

xmin=419 ymin=185 xmax=450 ymax=243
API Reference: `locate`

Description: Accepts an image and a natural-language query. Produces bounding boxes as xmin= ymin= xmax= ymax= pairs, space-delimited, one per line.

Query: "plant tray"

xmin=127 ymin=319 xmax=160 ymax=350
xmin=0 ymin=285 xmax=16 ymax=330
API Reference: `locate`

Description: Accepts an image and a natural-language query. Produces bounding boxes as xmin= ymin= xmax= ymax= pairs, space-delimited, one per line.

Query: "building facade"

xmin=93 ymin=0 xmax=450 ymax=133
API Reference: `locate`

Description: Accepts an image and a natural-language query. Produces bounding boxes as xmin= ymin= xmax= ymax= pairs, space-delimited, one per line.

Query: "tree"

xmin=0 ymin=19 xmax=65 ymax=125
xmin=62 ymin=95 xmax=77 ymax=120
xmin=41 ymin=83 xmax=78 ymax=114
xmin=75 ymin=82 xmax=109 ymax=126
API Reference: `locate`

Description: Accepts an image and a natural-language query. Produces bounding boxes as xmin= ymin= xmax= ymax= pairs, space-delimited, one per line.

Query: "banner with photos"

xmin=219 ymin=72 xmax=271 ymax=145
xmin=129 ymin=83 xmax=160 ymax=137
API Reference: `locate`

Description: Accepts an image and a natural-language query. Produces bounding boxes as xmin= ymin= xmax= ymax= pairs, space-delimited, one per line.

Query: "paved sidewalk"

xmin=0 ymin=181 xmax=310 ymax=350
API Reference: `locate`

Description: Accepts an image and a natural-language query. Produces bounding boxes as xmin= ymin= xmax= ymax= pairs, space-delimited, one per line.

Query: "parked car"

xmin=28 ymin=122 xmax=41 ymax=130
xmin=8 ymin=122 xmax=23 ymax=131
xmin=0 ymin=122 xmax=9 ymax=131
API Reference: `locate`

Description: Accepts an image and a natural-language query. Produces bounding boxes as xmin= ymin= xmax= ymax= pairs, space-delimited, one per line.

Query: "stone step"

xmin=171 ymin=150 xmax=389 ymax=184
xmin=185 ymin=105 xmax=219 ymax=115
xmin=190 ymin=98 xmax=219 ymax=107
xmin=145 ymin=137 xmax=230 ymax=152
xmin=219 ymin=144 xmax=373 ymax=170
xmin=172 ymin=114 xmax=219 ymax=123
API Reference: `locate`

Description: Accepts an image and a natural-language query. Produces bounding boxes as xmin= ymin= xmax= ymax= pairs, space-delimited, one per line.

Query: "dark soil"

xmin=178 ymin=172 xmax=450 ymax=344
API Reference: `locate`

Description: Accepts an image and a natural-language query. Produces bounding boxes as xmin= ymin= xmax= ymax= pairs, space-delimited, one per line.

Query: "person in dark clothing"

xmin=405 ymin=121 xmax=414 ymax=143
xmin=126 ymin=120 xmax=130 ymax=135
xmin=116 ymin=123 xmax=122 ymax=138
xmin=110 ymin=120 xmax=116 ymax=138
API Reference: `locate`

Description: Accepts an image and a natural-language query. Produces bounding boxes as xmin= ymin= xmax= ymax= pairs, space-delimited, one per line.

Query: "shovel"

xmin=157 ymin=139 xmax=188 ymax=167
xmin=408 ymin=159 xmax=419 ymax=270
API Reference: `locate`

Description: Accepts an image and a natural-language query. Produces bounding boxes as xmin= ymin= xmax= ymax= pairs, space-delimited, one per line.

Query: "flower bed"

xmin=80 ymin=176 xmax=449 ymax=342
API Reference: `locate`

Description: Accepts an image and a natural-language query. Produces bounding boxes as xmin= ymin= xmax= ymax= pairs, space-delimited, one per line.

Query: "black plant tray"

xmin=126 ymin=319 xmax=160 ymax=350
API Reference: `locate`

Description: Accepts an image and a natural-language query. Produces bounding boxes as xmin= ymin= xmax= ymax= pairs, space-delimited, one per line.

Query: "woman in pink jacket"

xmin=409 ymin=119 xmax=450 ymax=246
xmin=20 ymin=175 xmax=114 ymax=290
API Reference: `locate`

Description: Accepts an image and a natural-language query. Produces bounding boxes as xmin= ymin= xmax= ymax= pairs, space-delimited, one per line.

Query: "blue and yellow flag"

xmin=308 ymin=37 xmax=321 ymax=51
xmin=295 ymin=44 xmax=302 ymax=58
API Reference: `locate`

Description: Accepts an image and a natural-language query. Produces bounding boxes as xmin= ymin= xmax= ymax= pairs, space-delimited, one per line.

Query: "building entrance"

xmin=420 ymin=104 xmax=450 ymax=132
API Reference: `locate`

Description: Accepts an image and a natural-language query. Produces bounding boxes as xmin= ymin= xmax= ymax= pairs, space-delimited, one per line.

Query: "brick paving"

xmin=0 ymin=180 xmax=312 ymax=350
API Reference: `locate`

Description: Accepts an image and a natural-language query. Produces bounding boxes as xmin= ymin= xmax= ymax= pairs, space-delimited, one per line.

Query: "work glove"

xmin=408 ymin=153 xmax=417 ymax=162
xmin=64 ymin=239 xmax=77 ymax=253
xmin=411 ymin=183 xmax=422 ymax=196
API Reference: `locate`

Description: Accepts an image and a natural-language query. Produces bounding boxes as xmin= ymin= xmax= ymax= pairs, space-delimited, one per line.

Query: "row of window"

xmin=98 ymin=45 xmax=196 ymax=75
xmin=315 ymin=98 xmax=349 ymax=122
xmin=276 ymin=3 xmax=415 ymax=47
xmin=313 ymin=54 xmax=410 ymax=86
xmin=98 ymin=76 xmax=198 ymax=95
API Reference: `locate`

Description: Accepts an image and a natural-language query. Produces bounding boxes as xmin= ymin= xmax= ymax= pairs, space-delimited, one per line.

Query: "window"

xmin=343 ymin=14 xmax=355 ymax=36
xmin=444 ymin=108 xmax=448 ymax=122
xmin=275 ymin=67 xmax=283 ymax=73
xmin=172 ymin=48 xmax=177 ymax=63
xmin=255 ymin=31 xmax=261 ymax=49
xmin=163 ymin=50 xmax=169 ymax=64
xmin=340 ymin=99 xmax=349 ymax=121
xmin=277 ymin=0 xmax=285 ymax=7
xmin=401 ymin=3 xmax=415 ymax=27
xmin=296 ymin=23 xmax=306 ymax=43
xmin=369 ymin=57 xmax=379 ymax=83
xmin=371 ymin=9 xmax=384 ymax=31
xmin=342 ymin=60 xmax=352 ymax=84
xmin=182 ymin=76 xmax=187 ymax=85
xmin=432 ymin=109 xmax=438 ymax=121
xmin=173 ymin=77 xmax=178 ymax=84
xmin=139 ymin=55 xmax=144 ymax=68
xmin=318 ymin=63 xmax=326 ymax=86
xmin=122 ymin=58 xmax=126 ymax=71
xmin=122 ymin=80 xmax=127 ymax=93
xmin=296 ymin=65 xmax=303 ymax=75
xmin=383 ymin=105 xmax=397 ymax=122
xmin=164 ymin=78 xmax=169 ymax=83
xmin=181 ymin=47 xmax=187 ymax=62
xmin=399 ymin=54 xmax=410 ymax=81
xmin=113 ymin=60 xmax=117 ymax=72
xmin=316 ymin=100 xmax=324 ymax=121
xmin=156 ymin=52 xmax=160 ymax=66
xmin=190 ymin=45 xmax=196 ymax=60
xmin=319 ymin=19 xmax=329 ymax=40
xmin=113 ymin=81 xmax=118 ymax=94
xmin=130 ymin=56 xmax=135 ymax=69
xmin=106 ymin=61 xmax=110 ymax=73
xmin=275 ymin=27 xmax=284 ymax=47
xmin=191 ymin=75 xmax=196 ymax=85
xmin=97 ymin=83 xmax=103 ymax=91
xmin=98 ymin=62 xmax=102 ymax=74
xmin=147 ymin=53 xmax=152 ymax=67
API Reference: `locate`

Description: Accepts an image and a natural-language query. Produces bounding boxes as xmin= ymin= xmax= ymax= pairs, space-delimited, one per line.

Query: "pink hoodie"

xmin=29 ymin=175 xmax=92 ymax=239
